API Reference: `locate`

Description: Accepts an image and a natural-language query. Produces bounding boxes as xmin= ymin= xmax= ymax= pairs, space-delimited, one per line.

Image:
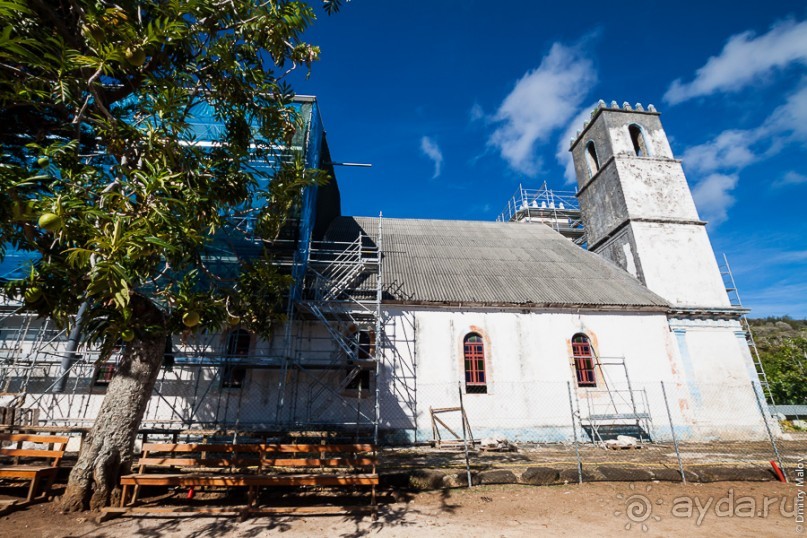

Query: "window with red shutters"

xmin=464 ymin=333 xmax=487 ymax=394
xmin=572 ymin=333 xmax=597 ymax=387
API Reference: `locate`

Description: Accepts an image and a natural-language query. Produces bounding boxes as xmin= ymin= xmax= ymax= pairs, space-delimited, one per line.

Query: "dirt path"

xmin=0 ymin=481 xmax=801 ymax=537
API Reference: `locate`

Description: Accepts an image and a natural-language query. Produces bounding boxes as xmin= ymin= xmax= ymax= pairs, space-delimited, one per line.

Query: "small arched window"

xmin=628 ymin=124 xmax=650 ymax=157
xmin=464 ymin=333 xmax=487 ymax=394
xmin=572 ymin=333 xmax=597 ymax=387
xmin=585 ymin=141 xmax=600 ymax=177
xmin=226 ymin=329 xmax=251 ymax=356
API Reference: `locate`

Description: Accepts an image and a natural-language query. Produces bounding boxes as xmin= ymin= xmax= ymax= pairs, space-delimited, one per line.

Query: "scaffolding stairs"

xmin=278 ymin=221 xmax=384 ymax=432
xmin=576 ymin=355 xmax=654 ymax=445
xmin=719 ymin=254 xmax=775 ymax=405
xmin=311 ymin=236 xmax=372 ymax=302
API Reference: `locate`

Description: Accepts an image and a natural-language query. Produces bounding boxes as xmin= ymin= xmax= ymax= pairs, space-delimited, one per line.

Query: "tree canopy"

xmin=0 ymin=0 xmax=340 ymax=343
xmin=748 ymin=317 xmax=807 ymax=405
xmin=0 ymin=0 xmax=342 ymax=510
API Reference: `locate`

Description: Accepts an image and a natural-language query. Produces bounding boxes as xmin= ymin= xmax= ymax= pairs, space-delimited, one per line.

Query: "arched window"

xmin=628 ymin=124 xmax=650 ymax=157
xmin=226 ymin=329 xmax=251 ymax=356
xmin=222 ymin=329 xmax=250 ymax=388
xmin=464 ymin=333 xmax=487 ymax=394
xmin=572 ymin=333 xmax=597 ymax=387
xmin=585 ymin=141 xmax=600 ymax=177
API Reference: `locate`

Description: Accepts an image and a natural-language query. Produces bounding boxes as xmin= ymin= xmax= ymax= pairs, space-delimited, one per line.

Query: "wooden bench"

xmin=116 ymin=442 xmax=378 ymax=516
xmin=0 ymin=433 xmax=68 ymax=506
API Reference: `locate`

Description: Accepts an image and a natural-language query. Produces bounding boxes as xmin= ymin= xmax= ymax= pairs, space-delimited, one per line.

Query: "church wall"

xmin=0 ymin=307 xmax=771 ymax=446
xmin=380 ymin=306 xmax=767 ymax=443
xmin=667 ymin=317 xmax=767 ymax=436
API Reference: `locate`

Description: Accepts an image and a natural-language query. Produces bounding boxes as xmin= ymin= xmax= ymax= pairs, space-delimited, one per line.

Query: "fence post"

xmin=458 ymin=382 xmax=473 ymax=488
xmin=660 ymin=381 xmax=686 ymax=484
xmin=751 ymin=381 xmax=788 ymax=482
xmin=566 ymin=381 xmax=583 ymax=484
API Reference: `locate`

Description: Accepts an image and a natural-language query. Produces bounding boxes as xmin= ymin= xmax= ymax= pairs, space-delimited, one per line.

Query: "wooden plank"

xmin=243 ymin=474 xmax=379 ymax=487
xmin=141 ymin=443 xmax=262 ymax=453
xmin=261 ymin=458 xmax=376 ymax=467
xmin=262 ymin=444 xmax=375 ymax=453
xmin=430 ymin=407 xmax=462 ymax=413
xmin=0 ymin=434 xmax=69 ymax=444
xmin=139 ymin=443 xmax=375 ymax=454
xmin=120 ymin=473 xmax=379 ymax=487
xmin=432 ymin=415 xmax=461 ymax=440
xmin=138 ymin=457 xmax=261 ymax=467
xmin=0 ymin=449 xmax=65 ymax=458
xmin=101 ymin=505 xmax=374 ymax=519
xmin=248 ymin=505 xmax=375 ymax=515
xmin=103 ymin=506 xmax=245 ymax=516
xmin=120 ymin=474 xmax=255 ymax=487
xmin=0 ymin=469 xmax=39 ymax=478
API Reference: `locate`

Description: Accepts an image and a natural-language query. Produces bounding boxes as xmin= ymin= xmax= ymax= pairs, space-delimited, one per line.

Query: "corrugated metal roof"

xmin=323 ymin=217 xmax=669 ymax=309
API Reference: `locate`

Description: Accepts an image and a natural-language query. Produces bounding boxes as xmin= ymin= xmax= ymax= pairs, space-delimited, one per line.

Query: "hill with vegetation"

xmin=747 ymin=317 xmax=807 ymax=405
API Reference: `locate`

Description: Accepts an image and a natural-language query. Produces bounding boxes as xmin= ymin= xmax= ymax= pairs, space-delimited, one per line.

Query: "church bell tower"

xmin=569 ymin=101 xmax=730 ymax=310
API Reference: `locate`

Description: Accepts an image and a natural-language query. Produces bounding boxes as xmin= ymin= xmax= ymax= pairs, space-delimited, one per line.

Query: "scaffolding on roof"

xmin=496 ymin=182 xmax=586 ymax=245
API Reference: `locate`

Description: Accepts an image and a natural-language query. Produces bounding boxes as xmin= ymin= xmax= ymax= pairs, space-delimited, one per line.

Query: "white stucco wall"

xmin=0 ymin=306 xmax=769 ymax=445
xmin=380 ymin=306 xmax=767 ymax=443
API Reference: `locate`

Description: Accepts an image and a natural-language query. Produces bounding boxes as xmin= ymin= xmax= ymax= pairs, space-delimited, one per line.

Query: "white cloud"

xmin=555 ymin=105 xmax=597 ymax=184
xmin=468 ymin=102 xmax=485 ymax=123
xmin=488 ymin=42 xmax=596 ymax=175
xmin=773 ymin=171 xmax=807 ymax=188
xmin=420 ymin=136 xmax=443 ymax=179
xmin=681 ymin=129 xmax=763 ymax=174
xmin=664 ymin=19 xmax=807 ymax=104
xmin=681 ymin=82 xmax=807 ymax=178
xmin=766 ymin=80 xmax=807 ymax=139
xmin=691 ymin=173 xmax=738 ymax=225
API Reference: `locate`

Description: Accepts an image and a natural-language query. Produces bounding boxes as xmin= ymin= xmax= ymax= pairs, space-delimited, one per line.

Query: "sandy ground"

xmin=0 ymin=481 xmax=802 ymax=538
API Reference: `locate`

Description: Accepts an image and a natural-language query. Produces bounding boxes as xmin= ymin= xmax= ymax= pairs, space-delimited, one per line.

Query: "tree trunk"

xmin=60 ymin=296 xmax=166 ymax=512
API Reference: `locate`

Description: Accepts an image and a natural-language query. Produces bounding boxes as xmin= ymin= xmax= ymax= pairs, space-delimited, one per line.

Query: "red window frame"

xmin=464 ymin=334 xmax=487 ymax=393
xmin=93 ymin=362 xmax=116 ymax=386
xmin=572 ymin=334 xmax=596 ymax=387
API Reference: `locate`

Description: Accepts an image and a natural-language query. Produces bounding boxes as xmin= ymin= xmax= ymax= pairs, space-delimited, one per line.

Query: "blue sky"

xmin=290 ymin=1 xmax=807 ymax=318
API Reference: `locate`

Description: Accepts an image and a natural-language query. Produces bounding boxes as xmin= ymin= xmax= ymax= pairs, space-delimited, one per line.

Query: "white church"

xmin=0 ymin=99 xmax=772 ymax=445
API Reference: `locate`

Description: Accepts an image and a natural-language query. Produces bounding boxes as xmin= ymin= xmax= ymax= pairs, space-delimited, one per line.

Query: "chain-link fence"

xmin=1 ymin=358 xmax=803 ymax=484
xmin=407 ymin=380 xmax=804 ymax=483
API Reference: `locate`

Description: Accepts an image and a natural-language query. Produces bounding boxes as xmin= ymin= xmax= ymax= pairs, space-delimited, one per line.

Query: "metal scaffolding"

xmin=575 ymin=354 xmax=654 ymax=445
xmin=274 ymin=216 xmax=383 ymax=441
xmin=497 ymin=182 xmax=586 ymax=245
xmin=0 ymin=215 xmax=385 ymax=443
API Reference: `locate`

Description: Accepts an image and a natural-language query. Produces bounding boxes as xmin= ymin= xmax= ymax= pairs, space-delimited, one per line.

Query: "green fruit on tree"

xmin=121 ymin=329 xmax=135 ymax=342
xmin=24 ymin=287 xmax=42 ymax=303
xmin=227 ymin=315 xmax=241 ymax=326
xmin=37 ymin=156 xmax=49 ymax=168
xmin=38 ymin=212 xmax=62 ymax=233
xmin=125 ymin=47 xmax=146 ymax=67
xmin=182 ymin=311 xmax=201 ymax=328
